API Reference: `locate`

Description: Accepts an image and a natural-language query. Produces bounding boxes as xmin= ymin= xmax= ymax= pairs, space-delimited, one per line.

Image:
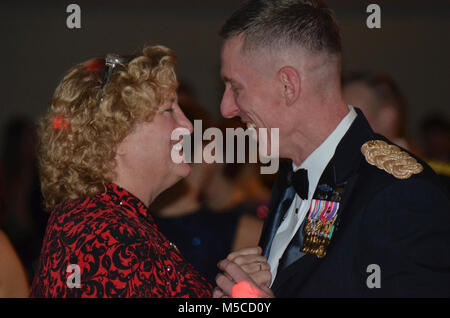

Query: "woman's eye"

xmin=165 ymin=107 xmax=174 ymax=113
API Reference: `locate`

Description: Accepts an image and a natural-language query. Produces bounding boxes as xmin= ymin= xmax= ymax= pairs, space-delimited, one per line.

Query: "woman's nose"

xmin=177 ymin=109 xmax=193 ymax=134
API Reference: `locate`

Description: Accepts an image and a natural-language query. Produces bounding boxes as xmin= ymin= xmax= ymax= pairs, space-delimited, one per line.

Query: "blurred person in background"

xmin=203 ymin=117 xmax=272 ymax=217
xmin=0 ymin=230 xmax=29 ymax=297
xmin=342 ymin=71 xmax=419 ymax=154
xmin=420 ymin=114 xmax=450 ymax=194
xmin=343 ymin=72 xmax=449 ymax=195
xmin=420 ymin=114 xmax=450 ymax=163
xmin=152 ymin=83 xmax=270 ymax=284
xmin=0 ymin=117 xmax=47 ymax=281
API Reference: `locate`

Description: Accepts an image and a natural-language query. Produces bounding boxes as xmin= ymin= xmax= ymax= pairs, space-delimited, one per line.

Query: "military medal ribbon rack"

xmin=301 ymin=199 xmax=340 ymax=258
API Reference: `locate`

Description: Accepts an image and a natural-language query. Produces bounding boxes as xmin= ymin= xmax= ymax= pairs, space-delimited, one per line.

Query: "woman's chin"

xmin=170 ymin=162 xmax=192 ymax=182
xmin=161 ymin=162 xmax=191 ymax=192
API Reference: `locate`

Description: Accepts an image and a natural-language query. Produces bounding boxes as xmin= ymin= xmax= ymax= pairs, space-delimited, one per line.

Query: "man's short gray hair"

xmin=220 ymin=0 xmax=342 ymax=55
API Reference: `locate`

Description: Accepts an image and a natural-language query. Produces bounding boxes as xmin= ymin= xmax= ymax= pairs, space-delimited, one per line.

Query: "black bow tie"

xmin=286 ymin=168 xmax=309 ymax=200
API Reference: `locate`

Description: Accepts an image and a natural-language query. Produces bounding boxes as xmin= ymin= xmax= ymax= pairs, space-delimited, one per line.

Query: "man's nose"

xmin=220 ymin=88 xmax=239 ymax=119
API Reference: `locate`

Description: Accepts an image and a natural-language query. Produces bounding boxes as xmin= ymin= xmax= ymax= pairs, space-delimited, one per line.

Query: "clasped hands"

xmin=213 ymin=246 xmax=274 ymax=298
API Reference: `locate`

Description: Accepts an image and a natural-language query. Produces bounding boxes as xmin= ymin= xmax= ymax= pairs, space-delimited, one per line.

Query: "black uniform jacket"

xmin=259 ymin=109 xmax=450 ymax=297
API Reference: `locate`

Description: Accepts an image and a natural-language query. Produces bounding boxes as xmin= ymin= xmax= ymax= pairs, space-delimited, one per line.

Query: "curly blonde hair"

xmin=38 ymin=45 xmax=178 ymax=211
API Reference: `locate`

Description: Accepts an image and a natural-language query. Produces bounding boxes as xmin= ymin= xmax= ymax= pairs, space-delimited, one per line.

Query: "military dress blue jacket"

xmin=260 ymin=109 xmax=450 ymax=297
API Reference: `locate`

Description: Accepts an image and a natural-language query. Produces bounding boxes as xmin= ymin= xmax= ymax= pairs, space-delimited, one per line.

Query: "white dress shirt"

xmin=267 ymin=105 xmax=357 ymax=285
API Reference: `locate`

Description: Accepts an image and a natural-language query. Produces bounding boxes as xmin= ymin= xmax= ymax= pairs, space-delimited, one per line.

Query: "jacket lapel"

xmin=259 ymin=160 xmax=292 ymax=258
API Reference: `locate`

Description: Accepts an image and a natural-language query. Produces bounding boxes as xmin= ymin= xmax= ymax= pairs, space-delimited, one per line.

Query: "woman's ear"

xmin=278 ymin=66 xmax=300 ymax=106
xmin=115 ymin=138 xmax=127 ymax=156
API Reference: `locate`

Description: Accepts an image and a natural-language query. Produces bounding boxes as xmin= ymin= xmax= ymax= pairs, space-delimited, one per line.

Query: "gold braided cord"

xmin=361 ymin=140 xmax=423 ymax=179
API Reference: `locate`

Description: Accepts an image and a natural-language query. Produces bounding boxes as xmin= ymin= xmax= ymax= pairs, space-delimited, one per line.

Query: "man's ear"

xmin=278 ymin=66 xmax=300 ymax=106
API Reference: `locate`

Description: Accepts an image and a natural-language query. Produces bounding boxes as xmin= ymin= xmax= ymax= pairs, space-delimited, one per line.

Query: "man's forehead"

xmin=222 ymin=34 xmax=245 ymax=52
xmin=220 ymin=36 xmax=248 ymax=82
xmin=221 ymin=35 xmax=278 ymax=84
xmin=221 ymin=36 xmax=246 ymax=63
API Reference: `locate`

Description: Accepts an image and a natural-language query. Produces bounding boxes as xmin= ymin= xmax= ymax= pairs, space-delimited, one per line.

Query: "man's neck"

xmin=289 ymin=99 xmax=349 ymax=166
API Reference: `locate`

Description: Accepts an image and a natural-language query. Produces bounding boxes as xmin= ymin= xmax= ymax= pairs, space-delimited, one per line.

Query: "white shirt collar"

xmin=293 ymin=105 xmax=357 ymax=200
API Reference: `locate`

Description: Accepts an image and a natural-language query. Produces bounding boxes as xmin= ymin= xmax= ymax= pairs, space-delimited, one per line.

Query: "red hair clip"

xmin=53 ymin=114 xmax=69 ymax=131
xmin=85 ymin=58 xmax=105 ymax=73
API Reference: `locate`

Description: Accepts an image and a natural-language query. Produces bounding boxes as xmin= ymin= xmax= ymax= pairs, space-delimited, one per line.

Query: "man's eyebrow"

xmin=221 ymin=74 xmax=231 ymax=83
xmin=221 ymin=76 xmax=240 ymax=87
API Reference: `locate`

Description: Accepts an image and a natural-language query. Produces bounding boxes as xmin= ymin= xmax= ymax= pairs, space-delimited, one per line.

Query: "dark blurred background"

xmin=1 ymin=0 xmax=449 ymax=144
xmin=0 ymin=0 xmax=449 ymax=284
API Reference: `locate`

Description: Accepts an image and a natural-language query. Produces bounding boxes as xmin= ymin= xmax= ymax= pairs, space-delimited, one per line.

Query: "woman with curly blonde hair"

xmin=30 ymin=45 xmax=212 ymax=297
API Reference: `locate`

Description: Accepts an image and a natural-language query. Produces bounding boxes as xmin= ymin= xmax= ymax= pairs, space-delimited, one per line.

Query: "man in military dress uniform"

xmin=214 ymin=0 xmax=450 ymax=297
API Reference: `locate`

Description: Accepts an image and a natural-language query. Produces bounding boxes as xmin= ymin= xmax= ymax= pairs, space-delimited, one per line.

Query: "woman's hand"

xmin=214 ymin=259 xmax=274 ymax=298
xmin=225 ymin=246 xmax=272 ymax=287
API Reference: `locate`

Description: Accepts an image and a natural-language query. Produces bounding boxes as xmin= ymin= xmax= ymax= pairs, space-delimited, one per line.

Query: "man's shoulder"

xmin=355 ymin=141 xmax=449 ymax=229
xmin=357 ymin=137 xmax=443 ymax=196
xmin=333 ymin=136 xmax=450 ymax=236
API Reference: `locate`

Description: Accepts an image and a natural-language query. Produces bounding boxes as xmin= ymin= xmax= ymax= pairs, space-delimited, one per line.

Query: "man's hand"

xmin=225 ymin=246 xmax=271 ymax=287
xmin=214 ymin=259 xmax=275 ymax=298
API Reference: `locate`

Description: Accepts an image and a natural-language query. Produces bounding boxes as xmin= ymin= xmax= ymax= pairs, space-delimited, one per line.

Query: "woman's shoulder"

xmin=54 ymin=195 xmax=151 ymax=237
xmin=33 ymin=195 xmax=212 ymax=297
xmin=32 ymin=195 xmax=156 ymax=296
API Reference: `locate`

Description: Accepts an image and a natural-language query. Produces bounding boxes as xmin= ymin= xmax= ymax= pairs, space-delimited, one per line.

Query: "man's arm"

xmin=359 ymin=177 xmax=450 ymax=297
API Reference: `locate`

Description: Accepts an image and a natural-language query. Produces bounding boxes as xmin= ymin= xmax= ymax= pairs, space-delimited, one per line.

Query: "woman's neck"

xmin=112 ymin=175 xmax=155 ymax=207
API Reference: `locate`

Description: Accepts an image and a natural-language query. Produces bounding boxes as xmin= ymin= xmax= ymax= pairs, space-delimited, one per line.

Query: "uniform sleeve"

xmin=359 ymin=177 xmax=450 ymax=297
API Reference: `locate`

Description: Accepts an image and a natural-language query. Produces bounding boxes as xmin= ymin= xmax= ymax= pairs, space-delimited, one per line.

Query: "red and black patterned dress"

xmin=30 ymin=183 xmax=212 ymax=297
